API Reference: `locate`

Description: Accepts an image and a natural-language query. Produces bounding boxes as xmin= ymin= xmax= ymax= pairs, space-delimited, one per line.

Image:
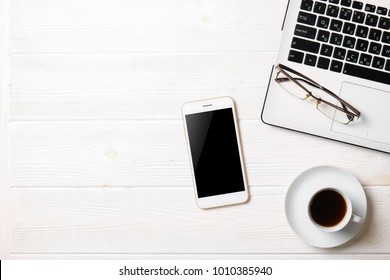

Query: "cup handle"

xmin=351 ymin=214 xmax=362 ymax=224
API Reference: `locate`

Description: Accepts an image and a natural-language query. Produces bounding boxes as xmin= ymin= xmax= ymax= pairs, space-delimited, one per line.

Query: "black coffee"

xmin=309 ymin=189 xmax=347 ymax=227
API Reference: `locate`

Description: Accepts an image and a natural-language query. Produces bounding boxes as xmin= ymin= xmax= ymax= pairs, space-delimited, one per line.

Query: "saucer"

xmin=285 ymin=166 xmax=367 ymax=248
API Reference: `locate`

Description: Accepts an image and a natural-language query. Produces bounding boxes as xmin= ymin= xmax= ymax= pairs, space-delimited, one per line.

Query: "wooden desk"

xmin=1 ymin=0 xmax=390 ymax=259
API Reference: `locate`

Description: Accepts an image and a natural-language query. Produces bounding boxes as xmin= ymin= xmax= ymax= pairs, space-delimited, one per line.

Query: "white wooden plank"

xmin=0 ymin=0 xmax=10 ymax=259
xmin=10 ymin=0 xmax=286 ymax=53
xmin=10 ymin=186 xmax=390 ymax=256
xmin=8 ymin=253 xmax=390 ymax=260
xmin=9 ymin=120 xmax=191 ymax=187
xmin=10 ymin=120 xmax=390 ymax=187
xmin=9 ymin=53 xmax=275 ymax=120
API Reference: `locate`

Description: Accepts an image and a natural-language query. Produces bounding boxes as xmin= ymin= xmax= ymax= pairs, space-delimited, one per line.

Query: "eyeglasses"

xmin=274 ymin=63 xmax=361 ymax=125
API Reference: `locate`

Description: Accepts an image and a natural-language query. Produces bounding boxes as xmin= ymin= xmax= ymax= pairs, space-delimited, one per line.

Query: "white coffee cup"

xmin=308 ymin=188 xmax=362 ymax=232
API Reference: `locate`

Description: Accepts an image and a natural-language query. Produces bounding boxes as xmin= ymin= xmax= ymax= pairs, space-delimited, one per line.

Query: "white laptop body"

xmin=262 ymin=0 xmax=390 ymax=153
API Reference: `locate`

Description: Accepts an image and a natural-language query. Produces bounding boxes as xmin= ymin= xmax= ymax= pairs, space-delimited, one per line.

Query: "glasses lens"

xmin=276 ymin=71 xmax=309 ymax=100
xmin=317 ymin=100 xmax=354 ymax=124
xmin=275 ymin=65 xmax=359 ymax=125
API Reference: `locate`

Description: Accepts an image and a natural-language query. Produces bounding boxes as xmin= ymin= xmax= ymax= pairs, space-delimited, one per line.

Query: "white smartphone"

xmin=182 ymin=96 xmax=249 ymax=209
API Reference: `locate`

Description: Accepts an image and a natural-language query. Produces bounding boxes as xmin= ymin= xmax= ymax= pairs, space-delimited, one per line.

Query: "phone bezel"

xmin=182 ymin=96 xmax=249 ymax=209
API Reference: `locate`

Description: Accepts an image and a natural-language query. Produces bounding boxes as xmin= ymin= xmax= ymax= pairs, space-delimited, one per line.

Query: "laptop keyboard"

xmin=288 ymin=0 xmax=390 ymax=85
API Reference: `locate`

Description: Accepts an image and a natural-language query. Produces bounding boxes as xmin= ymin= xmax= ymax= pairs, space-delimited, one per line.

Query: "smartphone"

xmin=182 ymin=96 xmax=249 ymax=209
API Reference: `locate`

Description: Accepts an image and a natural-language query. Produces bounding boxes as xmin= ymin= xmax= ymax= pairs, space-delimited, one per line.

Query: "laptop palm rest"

xmin=331 ymin=82 xmax=390 ymax=145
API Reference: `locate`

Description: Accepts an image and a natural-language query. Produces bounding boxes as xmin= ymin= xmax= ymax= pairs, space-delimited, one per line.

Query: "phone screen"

xmin=185 ymin=108 xmax=245 ymax=198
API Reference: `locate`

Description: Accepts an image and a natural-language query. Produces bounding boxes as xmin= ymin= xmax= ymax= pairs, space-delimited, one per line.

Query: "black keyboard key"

xmin=352 ymin=1 xmax=363 ymax=10
xmin=343 ymin=62 xmax=390 ymax=85
xmin=291 ymin=37 xmax=321 ymax=53
xmin=369 ymin=42 xmax=381 ymax=55
xmin=304 ymin=54 xmax=318 ymax=66
xmin=317 ymin=57 xmax=331 ymax=69
xmin=330 ymin=60 xmax=343 ymax=72
xmin=330 ymin=33 xmax=343 ymax=45
xmin=385 ymin=60 xmax=390 ymax=71
xmin=333 ymin=47 xmax=346 ymax=60
xmin=327 ymin=5 xmax=339 ymax=17
xmin=343 ymin=36 xmax=356 ymax=48
xmin=341 ymin=0 xmax=352 ymax=7
xmin=382 ymin=31 xmax=390 ymax=43
xmin=372 ymin=56 xmax=385 ymax=69
xmin=339 ymin=8 xmax=352 ymax=21
xmin=377 ymin=7 xmax=388 ymax=16
xmin=359 ymin=53 xmax=372 ymax=66
xmin=321 ymin=44 xmax=334 ymax=56
xmin=317 ymin=16 xmax=330 ymax=28
xmin=382 ymin=45 xmax=390 ymax=57
xmin=342 ymin=22 xmax=356 ymax=35
xmin=330 ymin=19 xmax=343 ymax=32
xmin=369 ymin=28 xmax=382 ymax=41
xmin=365 ymin=4 xmax=376 ymax=13
xmin=301 ymin=0 xmax=314 ymax=11
xmin=378 ymin=17 xmax=390 ymax=30
xmin=313 ymin=2 xmax=326 ymax=14
xmin=288 ymin=50 xmax=304 ymax=63
xmin=317 ymin=30 xmax=330 ymax=42
xmin=352 ymin=11 xmax=365 ymax=23
xmin=356 ymin=25 xmax=369 ymax=38
xmin=329 ymin=0 xmax=339 ymax=4
xmin=294 ymin=24 xmax=317 ymax=39
xmin=366 ymin=14 xmax=379 ymax=27
xmin=356 ymin=39 xmax=369 ymax=51
xmin=298 ymin=11 xmax=317 ymax=26
xmin=346 ymin=50 xmax=359 ymax=63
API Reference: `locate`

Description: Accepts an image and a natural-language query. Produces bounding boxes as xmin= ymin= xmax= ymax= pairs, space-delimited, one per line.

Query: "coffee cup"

xmin=308 ymin=188 xmax=362 ymax=232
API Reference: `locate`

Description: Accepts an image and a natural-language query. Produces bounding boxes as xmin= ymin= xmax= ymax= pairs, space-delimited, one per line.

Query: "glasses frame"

xmin=274 ymin=63 xmax=361 ymax=124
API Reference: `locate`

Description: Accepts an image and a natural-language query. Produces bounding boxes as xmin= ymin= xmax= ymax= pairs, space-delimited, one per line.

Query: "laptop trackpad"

xmin=331 ymin=82 xmax=390 ymax=145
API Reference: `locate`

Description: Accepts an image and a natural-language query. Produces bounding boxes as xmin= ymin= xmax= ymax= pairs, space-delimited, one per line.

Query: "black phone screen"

xmin=185 ymin=108 xmax=245 ymax=198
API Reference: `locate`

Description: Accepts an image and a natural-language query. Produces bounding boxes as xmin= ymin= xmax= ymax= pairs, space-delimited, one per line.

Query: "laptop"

xmin=261 ymin=0 xmax=390 ymax=153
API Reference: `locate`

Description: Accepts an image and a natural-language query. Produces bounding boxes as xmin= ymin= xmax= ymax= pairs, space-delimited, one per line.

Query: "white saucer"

xmin=285 ymin=166 xmax=367 ymax=248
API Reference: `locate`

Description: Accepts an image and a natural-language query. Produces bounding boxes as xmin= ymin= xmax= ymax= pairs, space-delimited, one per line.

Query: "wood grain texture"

xmin=0 ymin=0 xmax=11 ymax=259
xmin=10 ymin=121 xmax=390 ymax=188
xmin=10 ymin=0 xmax=286 ymax=53
xmin=4 ymin=0 xmax=390 ymax=259
xmin=9 ymin=53 xmax=276 ymax=120
xmin=9 ymin=186 xmax=390 ymax=257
